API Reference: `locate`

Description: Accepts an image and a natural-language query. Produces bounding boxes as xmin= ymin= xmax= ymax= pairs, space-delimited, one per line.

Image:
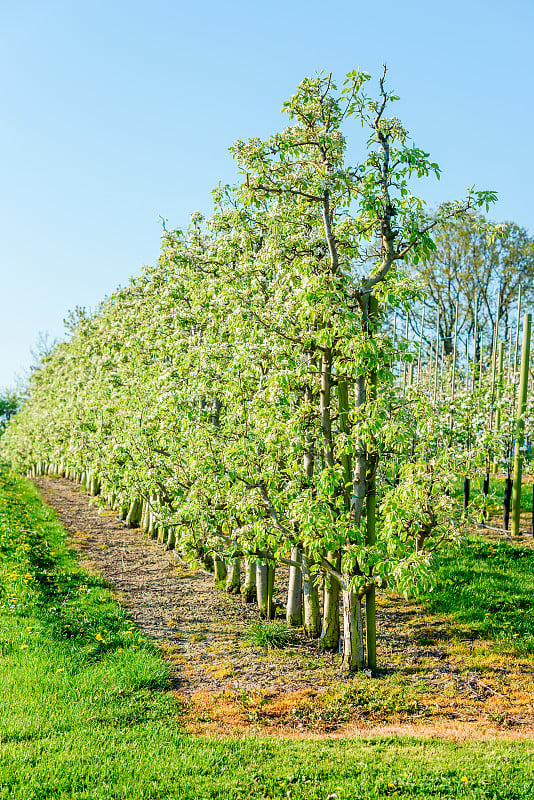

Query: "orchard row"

xmin=1 ymin=69 xmax=506 ymax=670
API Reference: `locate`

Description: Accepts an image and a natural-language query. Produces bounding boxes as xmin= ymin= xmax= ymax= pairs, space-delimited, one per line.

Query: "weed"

xmin=246 ymin=620 xmax=296 ymax=649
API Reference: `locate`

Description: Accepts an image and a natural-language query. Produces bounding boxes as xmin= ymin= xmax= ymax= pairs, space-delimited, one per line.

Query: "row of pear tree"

xmin=2 ymin=69 xmax=498 ymax=672
xmin=394 ymin=295 xmax=534 ymax=536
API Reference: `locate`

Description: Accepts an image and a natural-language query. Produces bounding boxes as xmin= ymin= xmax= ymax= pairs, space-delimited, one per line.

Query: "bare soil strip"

xmin=33 ymin=477 xmax=534 ymax=740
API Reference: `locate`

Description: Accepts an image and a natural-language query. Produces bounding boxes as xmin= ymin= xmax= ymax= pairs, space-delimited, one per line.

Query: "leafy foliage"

xmin=0 ymin=67 xmax=497 ymax=668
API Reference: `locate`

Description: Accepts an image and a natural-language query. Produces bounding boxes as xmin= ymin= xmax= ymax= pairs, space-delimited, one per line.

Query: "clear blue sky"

xmin=1 ymin=0 xmax=533 ymax=389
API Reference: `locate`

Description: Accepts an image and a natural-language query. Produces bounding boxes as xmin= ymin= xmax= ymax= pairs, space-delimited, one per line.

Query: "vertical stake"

xmin=463 ymin=477 xmax=470 ymax=512
xmin=472 ymin=295 xmax=478 ymax=393
xmin=433 ymin=309 xmax=440 ymax=404
xmin=417 ymin=307 xmax=425 ymax=382
xmin=451 ymin=298 xmax=459 ymax=402
xmin=402 ymin=310 xmax=410 ymax=393
xmin=503 ymin=477 xmax=513 ymax=532
xmin=482 ymin=472 xmax=490 ymax=519
xmin=512 ymin=313 xmax=532 ymax=537
xmin=514 ymin=286 xmax=522 ymax=374
xmin=494 ymin=342 xmax=505 ymax=472
xmin=466 ymin=334 xmax=470 ymax=393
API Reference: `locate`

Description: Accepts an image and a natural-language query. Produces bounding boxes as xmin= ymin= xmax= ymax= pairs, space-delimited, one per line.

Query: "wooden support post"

xmin=471 ymin=295 xmax=478 ymax=394
xmin=451 ymin=299 xmax=459 ymax=402
xmin=463 ymin=477 xmax=470 ymax=512
xmin=491 ymin=343 xmax=505 ymax=472
xmin=512 ymin=313 xmax=532 ymax=536
xmin=503 ymin=477 xmax=513 ymax=532
xmin=514 ymin=286 xmax=522 ymax=374
xmin=402 ymin=310 xmax=410 ymax=393
xmin=417 ymin=307 xmax=425 ymax=381
xmin=433 ymin=310 xmax=440 ymax=404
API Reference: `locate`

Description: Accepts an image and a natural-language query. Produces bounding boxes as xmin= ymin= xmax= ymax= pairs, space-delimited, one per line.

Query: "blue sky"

xmin=1 ymin=0 xmax=533 ymax=388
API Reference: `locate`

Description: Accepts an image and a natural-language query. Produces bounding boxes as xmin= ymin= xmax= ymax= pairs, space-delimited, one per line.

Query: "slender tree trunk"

xmin=302 ymin=553 xmax=320 ymax=637
xmin=90 ymin=476 xmax=101 ymax=496
xmin=126 ymin=498 xmax=142 ymax=528
xmin=300 ymin=349 xmax=319 ymax=634
xmin=286 ymin=546 xmax=303 ymax=626
xmin=140 ymin=498 xmax=150 ymax=532
xmin=157 ymin=525 xmax=167 ymax=544
xmin=147 ymin=495 xmax=158 ymax=538
xmin=256 ymin=561 xmax=269 ymax=617
xmin=225 ymin=557 xmax=241 ymax=594
xmin=321 ymin=552 xmax=340 ymax=651
xmin=242 ymin=558 xmax=256 ymax=603
xmin=214 ymin=556 xmax=227 ymax=584
xmin=201 ymin=550 xmax=214 ymax=571
xmin=165 ymin=527 xmax=176 ymax=551
xmin=266 ymin=561 xmax=275 ymax=620
xmin=364 ymin=296 xmax=378 ymax=671
xmin=341 ymin=589 xmax=365 ymax=672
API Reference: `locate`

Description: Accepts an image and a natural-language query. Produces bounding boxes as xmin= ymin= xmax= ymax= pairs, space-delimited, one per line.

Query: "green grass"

xmin=452 ymin=474 xmax=534 ymax=515
xmin=2 ymin=470 xmax=534 ymax=799
xmin=429 ymin=536 xmax=534 ymax=653
xmin=246 ymin=620 xmax=296 ymax=649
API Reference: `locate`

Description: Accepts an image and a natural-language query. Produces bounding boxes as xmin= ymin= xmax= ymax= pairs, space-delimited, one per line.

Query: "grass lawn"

xmin=429 ymin=536 xmax=534 ymax=654
xmin=454 ymin=473 xmax=534 ymax=516
xmin=1 ymin=470 xmax=534 ymax=799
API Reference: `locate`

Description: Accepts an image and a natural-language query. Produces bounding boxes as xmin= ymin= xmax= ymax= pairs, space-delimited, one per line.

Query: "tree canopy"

xmin=1 ymin=68 xmax=497 ymax=670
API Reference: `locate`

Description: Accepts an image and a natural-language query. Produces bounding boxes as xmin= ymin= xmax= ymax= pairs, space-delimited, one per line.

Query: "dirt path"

xmin=34 ymin=477 xmax=337 ymax=696
xmin=33 ymin=477 xmax=534 ymax=739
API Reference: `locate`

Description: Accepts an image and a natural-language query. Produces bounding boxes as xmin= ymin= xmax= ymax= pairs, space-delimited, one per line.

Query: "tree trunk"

xmin=286 ymin=546 xmax=303 ymax=626
xmin=225 ymin=557 xmax=241 ymax=594
xmin=165 ymin=527 xmax=176 ymax=551
xmin=302 ymin=553 xmax=320 ymax=637
xmin=147 ymin=495 xmax=157 ymax=538
xmin=201 ymin=550 xmax=214 ymax=572
xmin=256 ymin=561 xmax=268 ymax=617
xmin=266 ymin=561 xmax=275 ymax=620
xmin=242 ymin=558 xmax=256 ymax=603
xmin=341 ymin=589 xmax=365 ymax=672
xmin=321 ymin=552 xmax=340 ymax=651
xmin=126 ymin=498 xmax=142 ymax=528
xmin=256 ymin=561 xmax=275 ymax=619
xmin=214 ymin=556 xmax=227 ymax=584
xmin=157 ymin=525 xmax=167 ymax=544
xmin=140 ymin=498 xmax=150 ymax=532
